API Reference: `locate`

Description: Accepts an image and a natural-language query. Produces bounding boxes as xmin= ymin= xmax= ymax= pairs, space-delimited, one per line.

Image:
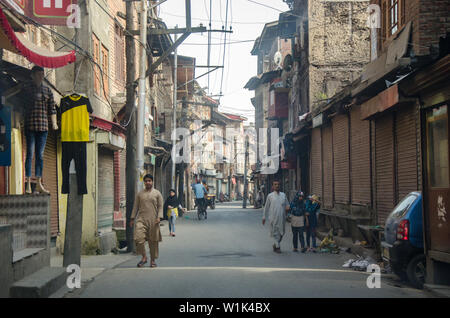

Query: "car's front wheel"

xmin=407 ymin=254 xmax=426 ymax=289
xmin=390 ymin=263 xmax=407 ymax=281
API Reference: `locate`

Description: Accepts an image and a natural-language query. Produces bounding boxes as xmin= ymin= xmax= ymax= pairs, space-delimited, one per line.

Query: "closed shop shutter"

xmin=375 ymin=114 xmax=395 ymax=225
xmin=22 ymin=130 xmax=59 ymax=236
xmin=350 ymin=107 xmax=371 ymax=205
xmin=333 ymin=114 xmax=350 ymax=204
xmin=322 ymin=125 xmax=333 ymax=209
xmin=0 ymin=167 xmax=5 ymax=194
xmin=310 ymin=128 xmax=322 ymax=200
xmin=98 ymin=147 xmax=114 ymax=233
xmin=396 ymin=105 xmax=418 ymax=202
xmin=43 ymin=131 xmax=59 ymax=236
xmin=120 ymin=149 xmax=126 ymax=211
xmin=114 ymin=151 xmax=120 ymax=211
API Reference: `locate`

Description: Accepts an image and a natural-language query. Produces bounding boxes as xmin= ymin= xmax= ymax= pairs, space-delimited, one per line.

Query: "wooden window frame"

xmin=101 ymin=45 xmax=110 ymax=100
xmin=114 ymin=24 xmax=125 ymax=84
xmin=382 ymin=0 xmax=406 ymax=42
xmin=388 ymin=0 xmax=399 ymax=36
xmin=92 ymin=34 xmax=101 ymax=96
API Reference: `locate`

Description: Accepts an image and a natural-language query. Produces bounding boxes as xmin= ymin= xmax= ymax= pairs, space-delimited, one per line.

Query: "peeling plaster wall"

xmin=308 ymin=0 xmax=370 ymax=110
xmin=292 ymin=0 xmax=370 ymax=115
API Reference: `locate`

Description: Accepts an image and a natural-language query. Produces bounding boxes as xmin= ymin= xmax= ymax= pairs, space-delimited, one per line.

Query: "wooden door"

xmin=424 ymin=104 xmax=450 ymax=254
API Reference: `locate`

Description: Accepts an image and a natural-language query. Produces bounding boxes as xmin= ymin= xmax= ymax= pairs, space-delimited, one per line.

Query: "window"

xmin=114 ymin=24 xmax=125 ymax=84
xmin=389 ymin=194 xmax=418 ymax=218
xmin=388 ymin=0 xmax=399 ymax=35
xmin=92 ymin=34 xmax=101 ymax=96
xmin=382 ymin=0 xmax=405 ymax=40
xmin=101 ymin=45 xmax=109 ymax=99
xmin=28 ymin=25 xmax=37 ymax=44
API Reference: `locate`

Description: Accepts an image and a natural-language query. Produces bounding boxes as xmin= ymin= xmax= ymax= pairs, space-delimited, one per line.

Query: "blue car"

xmin=381 ymin=192 xmax=426 ymax=289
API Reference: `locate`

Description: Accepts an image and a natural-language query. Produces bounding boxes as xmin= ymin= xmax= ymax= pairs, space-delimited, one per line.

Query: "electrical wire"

xmin=219 ymin=0 xmax=230 ymax=98
xmin=159 ymin=11 xmax=267 ymax=25
xmin=246 ymin=0 xmax=284 ymax=13
xmin=183 ymin=39 xmax=254 ymax=46
xmin=203 ymin=0 xmax=210 ymax=21
xmin=225 ymin=0 xmax=232 ymax=91
xmin=207 ymin=0 xmax=212 ymax=95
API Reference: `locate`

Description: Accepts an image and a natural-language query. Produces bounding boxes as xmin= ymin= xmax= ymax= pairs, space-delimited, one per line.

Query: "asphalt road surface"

xmin=75 ymin=201 xmax=429 ymax=298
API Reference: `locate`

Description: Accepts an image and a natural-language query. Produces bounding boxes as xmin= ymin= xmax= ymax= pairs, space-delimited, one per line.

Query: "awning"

xmin=352 ymin=21 xmax=412 ymax=97
xmin=244 ymin=75 xmax=261 ymax=90
xmin=0 ymin=7 xmax=76 ymax=68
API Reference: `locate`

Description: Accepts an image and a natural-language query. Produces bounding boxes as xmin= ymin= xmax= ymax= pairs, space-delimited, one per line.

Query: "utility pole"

xmin=63 ymin=0 xmax=88 ymax=266
xmin=136 ymin=0 xmax=148 ymax=193
xmin=125 ymin=0 xmax=137 ymax=252
xmin=234 ymin=136 xmax=237 ymax=200
xmin=171 ymin=31 xmax=178 ymax=190
xmin=243 ymin=135 xmax=249 ymax=209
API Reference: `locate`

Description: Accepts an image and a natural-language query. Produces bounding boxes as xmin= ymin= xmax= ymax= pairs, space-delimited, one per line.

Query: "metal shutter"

xmin=98 ymin=147 xmax=114 ymax=233
xmin=395 ymin=105 xmax=418 ymax=202
xmin=120 ymin=149 xmax=126 ymax=211
xmin=375 ymin=114 xmax=395 ymax=225
xmin=310 ymin=128 xmax=322 ymax=200
xmin=333 ymin=114 xmax=350 ymax=204
xmin=0 ymin=167 xmax=5 ymax=194
xmin=43 ymin=131 xmax=59 ymax=236
xmin=322 ymin=125 xmax=333 ymax=209
xmin=350 ymin=107 xmax=371 ymax=205
xmin=22 ymin=130 xmax=59 ymax=236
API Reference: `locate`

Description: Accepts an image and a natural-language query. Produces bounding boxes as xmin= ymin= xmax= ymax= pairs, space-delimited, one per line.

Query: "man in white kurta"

xmin=262 ymin=181 xmax=290 ymax=253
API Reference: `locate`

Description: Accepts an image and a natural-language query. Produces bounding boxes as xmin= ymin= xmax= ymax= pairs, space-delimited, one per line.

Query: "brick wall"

xmin=418 ymin=0 xmax=450 ymax=55
xmin=375 ymin=0 xmax=450 ymax=57
xmin=305 ymin=0 xmax=370 ymax=111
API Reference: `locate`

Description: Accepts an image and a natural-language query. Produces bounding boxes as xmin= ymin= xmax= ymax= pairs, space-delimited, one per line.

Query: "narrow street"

xmin=70 ymin=202 xmax=427 ymax=298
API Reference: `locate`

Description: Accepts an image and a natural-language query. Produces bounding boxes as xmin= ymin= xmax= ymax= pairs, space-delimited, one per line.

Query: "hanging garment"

xmin=60 ymin=94 xmax=92 ymax=194
xmin=61 ymin=142 xmax=87 ymax=195
xmin=60 ymin=94 xmax=93 ymax=142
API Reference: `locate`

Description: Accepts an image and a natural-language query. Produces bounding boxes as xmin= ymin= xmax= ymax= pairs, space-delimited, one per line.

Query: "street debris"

xmin=342 ymin=256 xmax=378 ymax=271
xmin=318 ymin=231 xmax=340 ymax=254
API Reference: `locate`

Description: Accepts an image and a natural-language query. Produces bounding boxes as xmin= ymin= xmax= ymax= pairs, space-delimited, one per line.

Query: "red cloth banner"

xmin=0 ymin=6 xmax=76 ymax=68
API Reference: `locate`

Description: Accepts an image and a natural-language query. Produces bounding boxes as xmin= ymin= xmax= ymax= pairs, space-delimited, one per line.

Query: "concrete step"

xmin=10 ymin=266 xmax=67 ymax=298
xmin=424 ymin=284 xmax=450 ymax=298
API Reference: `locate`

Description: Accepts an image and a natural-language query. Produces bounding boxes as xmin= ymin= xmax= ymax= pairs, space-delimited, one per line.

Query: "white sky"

xmin=158 ymin=0 xmax=289 ymax=123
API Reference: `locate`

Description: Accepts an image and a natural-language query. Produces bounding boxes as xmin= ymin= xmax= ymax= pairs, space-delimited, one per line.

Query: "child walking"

xmin=163 ymin=189 xmax=185 ymax=237
xmin=305 ymin=195 xmax=320 ymax=252
xmin=289 ymin=191 xmax=309 ymax=253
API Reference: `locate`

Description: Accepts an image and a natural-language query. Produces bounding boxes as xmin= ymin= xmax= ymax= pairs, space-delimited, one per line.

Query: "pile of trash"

xmin=318 ymin=231 xmax=340 ymax=254
xmin=342 ymin=256 xmax=378 ymax=271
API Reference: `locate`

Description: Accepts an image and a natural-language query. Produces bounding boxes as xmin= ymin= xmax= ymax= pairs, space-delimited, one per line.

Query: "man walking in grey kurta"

xmin=262 ymin=180 xmax=290 ymax=253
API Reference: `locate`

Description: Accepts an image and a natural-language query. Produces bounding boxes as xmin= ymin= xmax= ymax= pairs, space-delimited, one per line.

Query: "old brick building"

xmin=280 ymin=0 xmax=450 ymax=284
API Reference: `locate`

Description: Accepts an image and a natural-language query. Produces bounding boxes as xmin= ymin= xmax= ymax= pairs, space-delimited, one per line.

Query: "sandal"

xmin=150 ymin=262 xmax=157 ymax=268
xmin=137 ymin=259 xmax=147 ymax=267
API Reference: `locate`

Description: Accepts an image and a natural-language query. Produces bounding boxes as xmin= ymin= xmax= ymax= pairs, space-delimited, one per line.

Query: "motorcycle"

xmin=206 ymin=194 xmax=216 ymax=209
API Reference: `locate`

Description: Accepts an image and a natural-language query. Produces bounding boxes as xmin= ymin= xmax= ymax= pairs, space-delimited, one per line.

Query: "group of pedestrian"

xmin=263 ymin=180 xmax=320 ymax=254
xmin=289 ymin=191 xmax=320 ymax=253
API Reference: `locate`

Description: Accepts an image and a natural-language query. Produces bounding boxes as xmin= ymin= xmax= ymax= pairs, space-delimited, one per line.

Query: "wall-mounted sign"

xmin=30 ymin=0 xmax=78 ymax=26
xmin=4 ymin=0 xmax=26 ymax=15
xmin=312 ymin=113 xmax=323 ymax=128
xmin=5 ymin=1 xmax=79 ymax=26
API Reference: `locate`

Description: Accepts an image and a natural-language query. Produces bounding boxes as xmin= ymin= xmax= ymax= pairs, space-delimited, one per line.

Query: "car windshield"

xmin=389 ymin=194 xmax=418 ymax=218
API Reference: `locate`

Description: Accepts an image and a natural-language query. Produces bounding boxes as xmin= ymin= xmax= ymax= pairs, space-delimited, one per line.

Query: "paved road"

xmin=75 ymin=201 xmax=428 ymax=298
